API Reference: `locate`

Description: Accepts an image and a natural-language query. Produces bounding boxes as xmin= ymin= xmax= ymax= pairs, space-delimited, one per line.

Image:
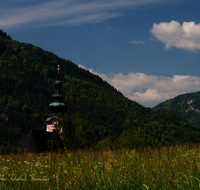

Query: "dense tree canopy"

xmin=154 ymin=91 xmax=200 ymax=128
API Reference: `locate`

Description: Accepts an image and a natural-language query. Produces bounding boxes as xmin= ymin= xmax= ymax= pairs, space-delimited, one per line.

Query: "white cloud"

xmin=0 ymin=0 xmax=181 ymax=29
xmin=129 ymin=89 xmax=170 ymax=104
xmin=47 ymin=13 xmax=120 ymax=26
xmin=150 ymin=20 xmax=200 ymax=51
xmin=78 ymin=64 xmax=200 ymax=107
xmin=130 ymin=40 xmax=145 ymax=45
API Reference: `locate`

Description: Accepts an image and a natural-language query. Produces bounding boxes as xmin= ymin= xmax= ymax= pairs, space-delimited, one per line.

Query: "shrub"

xmin=112 ymin=127 xmax=159 ymax=150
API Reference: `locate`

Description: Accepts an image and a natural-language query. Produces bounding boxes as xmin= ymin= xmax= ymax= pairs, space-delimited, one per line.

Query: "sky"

xmin=1 ymin=0 xmax=200 ymax=107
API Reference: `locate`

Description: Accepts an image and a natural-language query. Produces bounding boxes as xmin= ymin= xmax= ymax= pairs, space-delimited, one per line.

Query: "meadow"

xmin=1 ymin=143 xmax=200 ymax=189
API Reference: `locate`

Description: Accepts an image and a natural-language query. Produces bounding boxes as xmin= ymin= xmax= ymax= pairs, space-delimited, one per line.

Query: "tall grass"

xmin=1 ymin=143 xmax=200 ymax=189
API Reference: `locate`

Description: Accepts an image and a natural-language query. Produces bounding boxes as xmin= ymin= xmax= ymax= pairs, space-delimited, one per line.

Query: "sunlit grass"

xmin=1 ymin=143 xmax=200 ymax=189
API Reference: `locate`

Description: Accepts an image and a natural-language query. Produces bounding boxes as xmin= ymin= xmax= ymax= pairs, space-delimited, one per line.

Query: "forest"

xmin=0 ymin=29 xmax=200 ymax=153
xmin=154 ymin=91 xmax=200 ymax=128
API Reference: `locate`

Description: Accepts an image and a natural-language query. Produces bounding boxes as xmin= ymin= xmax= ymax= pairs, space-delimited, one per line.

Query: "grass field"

xmin=1 ymin=143 xmax=200 ymax=189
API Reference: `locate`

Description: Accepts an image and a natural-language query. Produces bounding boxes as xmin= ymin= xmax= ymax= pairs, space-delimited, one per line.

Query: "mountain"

xmin=0 ymin=29 xmax=200 ymax=149
xmin=154 ymin=91 xmax=200 ymax=128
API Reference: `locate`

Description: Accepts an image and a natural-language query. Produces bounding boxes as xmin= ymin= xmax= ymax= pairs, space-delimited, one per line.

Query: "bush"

xmin=95 ymin=137 xmax=111 ymax=151
xmin=112 ymin=127 xmax=159 ymax=150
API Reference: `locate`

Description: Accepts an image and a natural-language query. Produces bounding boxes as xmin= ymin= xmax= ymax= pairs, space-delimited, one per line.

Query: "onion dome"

xmin=46 ymin=65 xmax=67 ymax=121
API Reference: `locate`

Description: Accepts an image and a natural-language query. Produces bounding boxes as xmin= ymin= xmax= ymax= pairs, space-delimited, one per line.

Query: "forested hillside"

xmin=154 ymin=91 xmax=200 ymax=128
xmin=0 ymin=29 xmax=200 ymax=151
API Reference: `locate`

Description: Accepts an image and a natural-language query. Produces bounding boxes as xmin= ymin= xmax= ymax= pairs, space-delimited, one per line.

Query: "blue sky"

xmin=1 ymin=0 xmax=200 ymax=107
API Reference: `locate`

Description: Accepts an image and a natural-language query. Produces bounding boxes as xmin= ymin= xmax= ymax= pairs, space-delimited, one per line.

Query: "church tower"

xmin=45 ymin=65 xmax=67 ymax=132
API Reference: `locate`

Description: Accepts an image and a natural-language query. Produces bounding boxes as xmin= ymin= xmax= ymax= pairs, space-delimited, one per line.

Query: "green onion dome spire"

xmin=48 ymin=65 xmax=67 ymax=117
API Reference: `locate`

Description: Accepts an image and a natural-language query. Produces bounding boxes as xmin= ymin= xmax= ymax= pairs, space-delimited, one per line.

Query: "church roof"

xmin=45 ymin=115 xmax=58 ymax=122
xmin=22 ymin=130 xmax=53 ymax=154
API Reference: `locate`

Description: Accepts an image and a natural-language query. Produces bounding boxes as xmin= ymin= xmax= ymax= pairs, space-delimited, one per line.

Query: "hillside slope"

xmin=0 ymin=29 xmax=200 ymax=148
xmin=154 ymin=91 xmax=200 ymax=128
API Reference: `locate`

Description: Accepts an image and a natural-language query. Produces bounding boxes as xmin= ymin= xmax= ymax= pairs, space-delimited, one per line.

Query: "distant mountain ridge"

xmin=1 ymin=29 xmax=200 ymax=149
xmin=154 ymin=91 xmax=200 ymax=128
